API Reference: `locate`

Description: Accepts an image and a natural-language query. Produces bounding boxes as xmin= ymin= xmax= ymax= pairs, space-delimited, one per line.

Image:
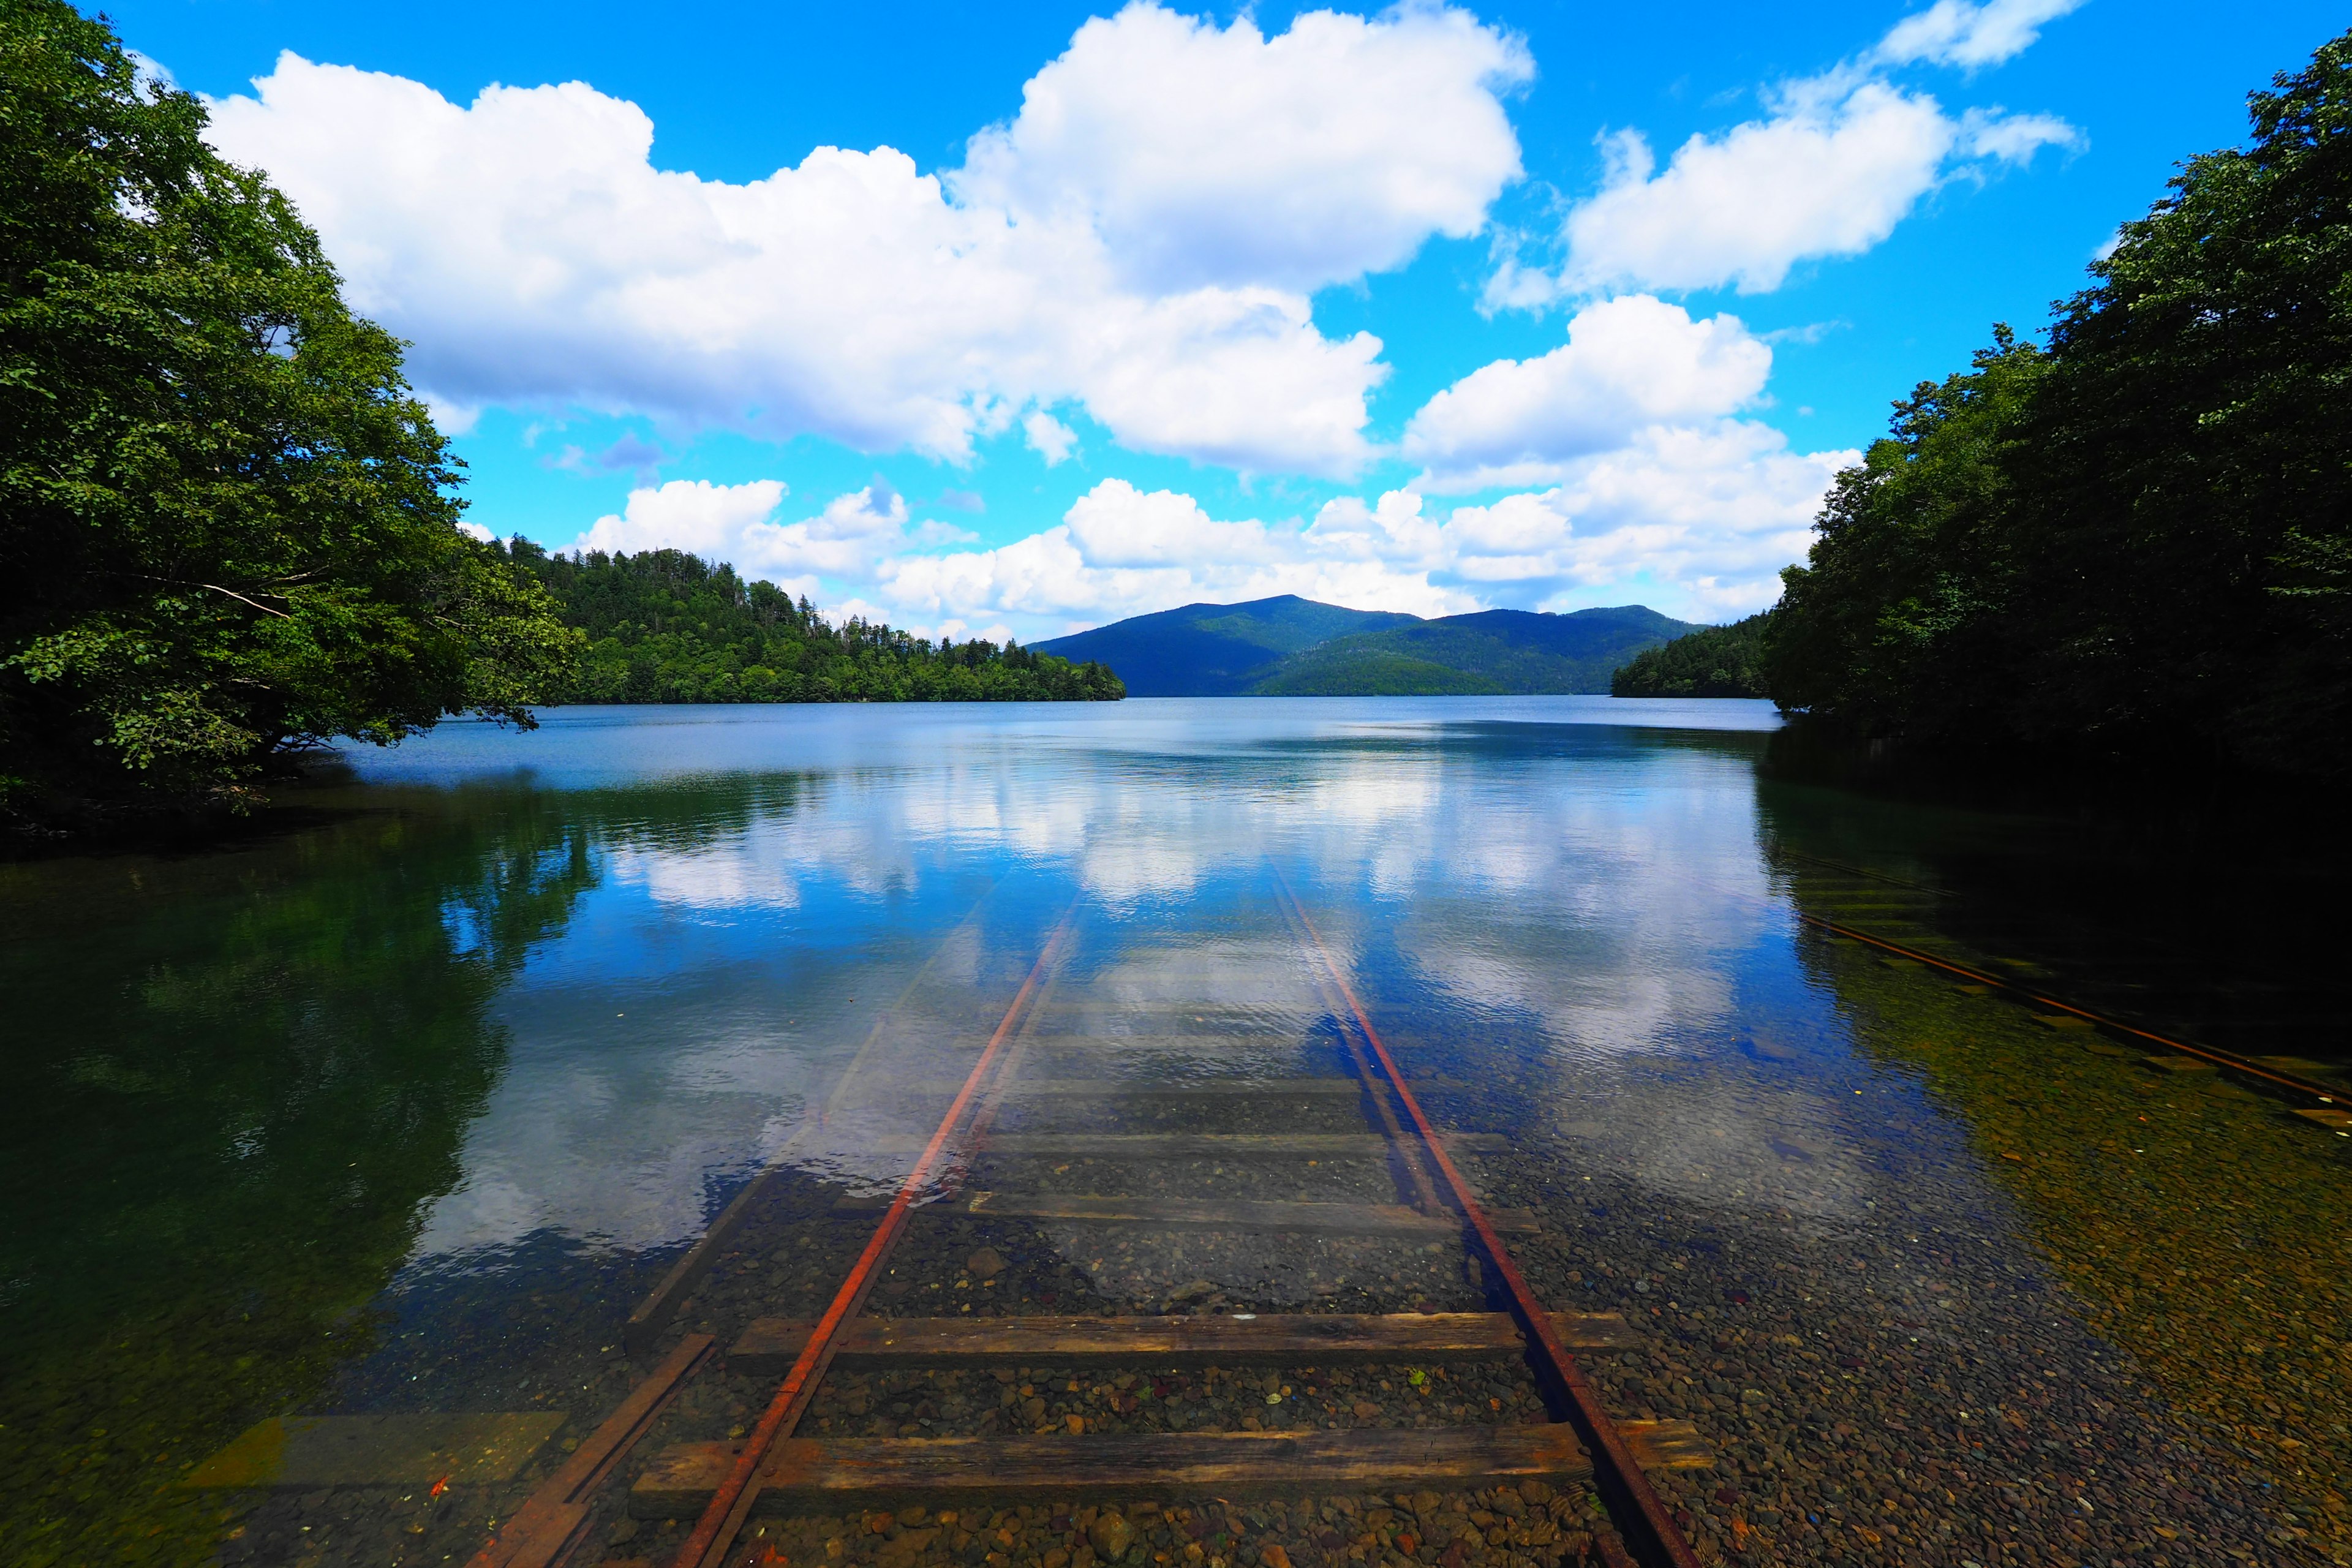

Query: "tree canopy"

xmin=508 ymin=543 xmax=1125 ymax=704
xmin=1 ymin=0 xmax=577 ymax=824
xmin=1766 ymin=29 xmax=2352 ymax=777
xmin=1611 ymin=612 xmax=1772 ymax=698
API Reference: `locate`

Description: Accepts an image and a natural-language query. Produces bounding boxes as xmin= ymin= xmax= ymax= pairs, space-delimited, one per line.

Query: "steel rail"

xmin=1274 ymin=875 xmax=1701 ymax=1568
xmin=672 ymin=914 xmax=1075 ymax=1568
xmin=1798 ymin=913 xmax=2343 ymax=1105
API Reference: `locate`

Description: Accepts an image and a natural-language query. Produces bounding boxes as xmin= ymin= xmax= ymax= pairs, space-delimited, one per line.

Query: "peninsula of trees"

xmin=505 ymin=542 xmax=1123 ymax=705
xmin=1609 ymin=613 xmax=1770 ymax=699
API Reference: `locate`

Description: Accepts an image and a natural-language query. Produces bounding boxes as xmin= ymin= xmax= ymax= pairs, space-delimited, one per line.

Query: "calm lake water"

xmin=4 ymin=698 xmax=2346 ymax=1567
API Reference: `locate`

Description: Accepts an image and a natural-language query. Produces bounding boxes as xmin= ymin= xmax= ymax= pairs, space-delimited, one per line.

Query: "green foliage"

xmin=0 ymin=796 xmax=601 ymax=1566
xmin=1260 ymin=607 xmax=1694 ymax=695
xmin=1610 ymin=611 xmax=1774 ymax=698
xmin=0 ymin=0 xmax=578 ymax=823
xmin=1768 ymin=29 xmax=2352 ymax=775
xmin=508 ymin=543 xmax=1125 ymax=704
xmin=1253 ymin=649 xmax=1504 ymax=695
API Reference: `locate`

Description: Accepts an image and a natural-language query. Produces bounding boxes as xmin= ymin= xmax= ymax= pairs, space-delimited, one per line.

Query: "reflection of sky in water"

xmin=349 ymin=698 xmax=1814 ymax=1267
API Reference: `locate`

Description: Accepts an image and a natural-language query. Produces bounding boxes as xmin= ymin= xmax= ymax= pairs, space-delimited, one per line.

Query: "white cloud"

xmin=1433 ymin=423 xmax=1853 ymax=617
xmin=955 ymin=2 xmax=1529 ymax=293
xmin=1874 ymin=0 xmax=2085 ymax=70
xmin=1490 ymin=25 xmax=2078 ymax=304
xmin=574 ymin=478 xmax=790 ymax=558
xmin=1550 ymin=79 xmax=2074 ymax=297
xmin=1023 ymin=410 xmax=1077 ymax=465
xmin=870 ymin=429 xmax=1849 ymax=636
xmin=1402 ymin=295 xmax=1773 ymax=490
xmin=202 ymin=3 xmax=1528 ymax=478
xmin=741 ymin=481 xmax=913 ymax=578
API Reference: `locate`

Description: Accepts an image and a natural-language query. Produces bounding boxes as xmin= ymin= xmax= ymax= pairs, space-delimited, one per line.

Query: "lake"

xmin=3 ymin=698 xmax=2345 ymax=1567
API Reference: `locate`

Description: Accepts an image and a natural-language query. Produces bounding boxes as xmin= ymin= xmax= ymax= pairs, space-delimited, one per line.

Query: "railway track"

xmin=1778 ymin=855 xmax=2352 ymax=1121
xmin=468 ymin=884 xmax=1713 ymax=1568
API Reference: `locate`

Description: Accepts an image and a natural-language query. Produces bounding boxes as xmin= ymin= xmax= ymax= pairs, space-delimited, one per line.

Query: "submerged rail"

xmin=674 ymin=917 xmax=1076 ymax=1568
xmin=1800 ymin=914 xmax=2345 ymax=1107
xmin=1275 ymin=875 xmax=1701 ymax=1568
xmin=475 ymin=885 xmax=1720 ymax=1568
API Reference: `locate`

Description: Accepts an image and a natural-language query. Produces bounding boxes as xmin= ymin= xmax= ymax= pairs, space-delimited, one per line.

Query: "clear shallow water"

xmin=4 ymin=698 xmax=2345 ymax=1567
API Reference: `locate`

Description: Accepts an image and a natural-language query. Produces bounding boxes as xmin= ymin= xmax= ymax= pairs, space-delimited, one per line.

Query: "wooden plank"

xmin=625 ymin=1167 xmax=782 ymax=1357
xmin=469 ymin=1333 xmax=714 ymax=1568
xmin=869 ymin=1132 xmax=1511 ymax=1159
xmin=185 ymin=1412 xmax=568 ymax=1488
xmin=729 ymin=1311 xmax=1640 ymax=1374
xmin=1014 ymin=1035 xmax=1318 ymax=1051
xmin=846 ymin=1189 xmax=1540 ymax=1235
xmin=905 ymin=1079 xmax=1368 ymax=1099
xmin=2293 ymin=1107 xmax=2352 ymax=1130
xmin=631 ymin=1422 xmax=1710 ymax=1516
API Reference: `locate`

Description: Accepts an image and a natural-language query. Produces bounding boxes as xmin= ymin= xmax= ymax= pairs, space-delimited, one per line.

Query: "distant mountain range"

xmin=1033 ymin=595 xmax=1703 ymax=697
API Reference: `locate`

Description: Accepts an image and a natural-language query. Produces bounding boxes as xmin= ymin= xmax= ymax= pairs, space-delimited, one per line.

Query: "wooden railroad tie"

xmin=861 ymin=1132 xmax=1511 ymax=1159
xmin=838 ymin=1191 xmax=1540 ymax=1236
xmin=898 ymin=1078 xmax=1381 ymax=1099
xmin=728 ymin=1310 xmax=1641 ymax=1376
xmin=633 ymin=1422 xmax=1714 ymax=1517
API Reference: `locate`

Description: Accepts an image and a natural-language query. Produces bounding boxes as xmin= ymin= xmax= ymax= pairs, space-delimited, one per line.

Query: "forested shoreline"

xmin=1609 ymin=613 xmax=1770 ymax=699
xmin=1752 ymin=31 xmax=2352 ymax=780
xmin=503 ymin=541 xmax=1124 ymax=706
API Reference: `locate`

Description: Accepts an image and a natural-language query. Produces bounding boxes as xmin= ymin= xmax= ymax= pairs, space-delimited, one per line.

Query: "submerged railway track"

xmin=187 ymin=851 xmax=2349 ymax=1568
xmin=466 ymin=882 xmax=1713 ymax=1568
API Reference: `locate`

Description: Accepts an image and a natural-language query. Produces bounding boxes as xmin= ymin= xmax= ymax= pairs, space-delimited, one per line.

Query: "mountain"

xmin=1035 ymin=598 xmax=1702 ymax=696
xmin=1028 ymin=595 xmax=1418 ymax=696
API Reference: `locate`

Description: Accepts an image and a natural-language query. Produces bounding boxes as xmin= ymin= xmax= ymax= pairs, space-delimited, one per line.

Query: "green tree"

xmin=1767 ymin=328 xmax=2046 ymax=741
xmin=1767 ymin=29 xmax=2352 ymax=775
xmin=2011 ymin=29 xmax=2352 ymax=769
xmin=0 ymin=0 xmax=578 ymax=824
xmin=511 ymin=543 xmax=1125 ymax=704
xmin=1610 ymin=611 xmax=1776 ymax=698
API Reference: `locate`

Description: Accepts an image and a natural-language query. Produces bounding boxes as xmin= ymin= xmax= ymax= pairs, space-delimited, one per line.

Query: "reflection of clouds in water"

xmin=410 ymin=710 xmax=1815 ymax=1262
xmin=412 ymin=1014 xmax=812 ymax=1258
xmin=613 ymin=841 xmax=802 ymax=911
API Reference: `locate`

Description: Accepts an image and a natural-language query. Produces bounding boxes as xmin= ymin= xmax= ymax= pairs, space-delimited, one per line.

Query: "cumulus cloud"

xmin=551 ymin=423 xmax=1846 ymax=639
xmin=1515 ymin=78 xmax=2078 ymax=299
xmin=1401 ymin=295 xmax=1772 ymax=491
xmin=1485 ymin=9 xmax=2079 ymax=307
xmin=1874 ymin=0 xmax=2086 ymax=70
xmin=955 ymin=2 xmax=1529 ymax=293
xmin=201 ymin=2 xmax=1528 ymax=477
xmin=872 ymin=428 xmax=1847 ymax=635
xmin=1023 ymin=410 xmax=1078 ymax=465
xmin=574 ymin=478 xmax=791 ymax=559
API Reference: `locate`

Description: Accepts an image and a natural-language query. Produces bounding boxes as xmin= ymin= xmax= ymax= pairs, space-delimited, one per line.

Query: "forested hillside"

xmin=502 ymin=542 xmax=1123 ymax=704
xmin=1258 ymin=606 xmax=1694 ymax=695
xmin=1611 ymin=613 xmax=1771 ymax=698
xmin=1031 ymin=596 xmax=1417 ymax=695
xmin=1036 ymin=597 xmax=1693 ymax=695
xmin=1766 ymin=31 xmax=2352 ymax=777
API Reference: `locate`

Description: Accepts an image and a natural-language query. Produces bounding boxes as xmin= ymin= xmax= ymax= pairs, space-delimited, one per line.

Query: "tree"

xmin=508 ymin=543 xmax=1126 ymax=704
xmin=1766 ymin=28 xmax=2352 ymax=776
xmin=0 ymin=0 xmax=578 ymax=824
xmin=1610 ymin=611 xmax=1775 ymax=698
xmin=1766 ymin=328 xmax=2046 ymax=742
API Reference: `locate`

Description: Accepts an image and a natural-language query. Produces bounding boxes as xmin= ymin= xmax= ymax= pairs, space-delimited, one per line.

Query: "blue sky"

xmin=115 ymin=0 xmax=2345 ymax=639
